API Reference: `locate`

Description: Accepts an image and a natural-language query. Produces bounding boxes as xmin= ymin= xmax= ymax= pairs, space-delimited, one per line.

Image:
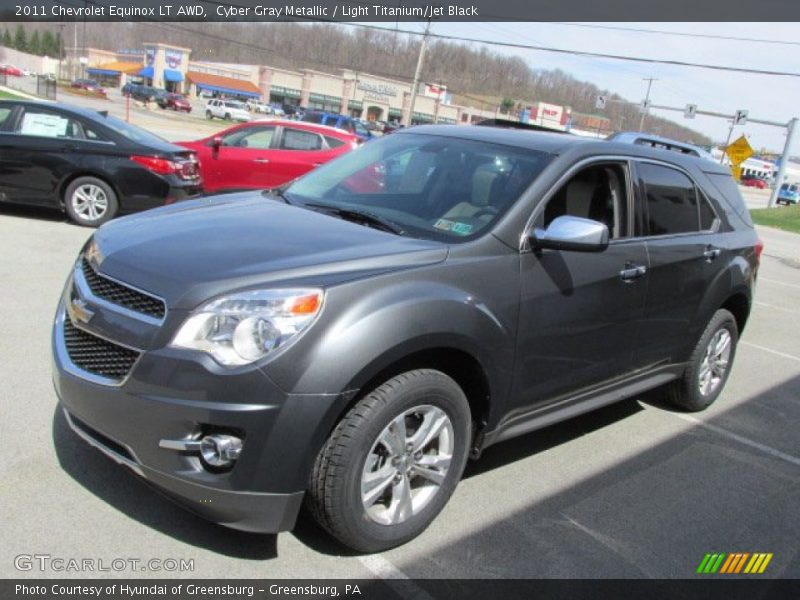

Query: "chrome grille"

xmin=81 ymin=259 xmax=165 ymax=319
xmin=63 ymin=319 xmax=140 ymax=381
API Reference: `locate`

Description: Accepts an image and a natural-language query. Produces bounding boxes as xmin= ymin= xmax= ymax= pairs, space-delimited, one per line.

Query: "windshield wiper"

xmin=304 ymin=203 xmax=405 ymax=236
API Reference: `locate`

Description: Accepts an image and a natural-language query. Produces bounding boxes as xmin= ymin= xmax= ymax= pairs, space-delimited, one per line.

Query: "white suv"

xmin=205 ymin=99 xmax=251 ymax=122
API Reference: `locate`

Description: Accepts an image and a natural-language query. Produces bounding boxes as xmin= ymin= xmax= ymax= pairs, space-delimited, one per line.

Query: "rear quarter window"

xmin=706 ymin=172 xmax=753 ymax=228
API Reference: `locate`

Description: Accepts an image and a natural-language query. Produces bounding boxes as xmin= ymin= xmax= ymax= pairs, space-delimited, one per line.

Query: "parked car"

xmin=51 ymin=126 xmax=760 ymax=553
xmin=777 ymin=182 xmax=799 ymax=205
xmin=0 ymin=100 xmax=202 ymax=226
xmin=303 ymin=110 xmax=372 ymax=141
xmin=206 ymin=99 xmax=251 ymax=121
xmin=70 ymin=78 xmax=105 ymax=94
xmin=247 ymin=100 xmax=272 ymax=114
xmin=740 ymin=174 xmax=769 ymax=189
xmin=158 ymin=93 xmax=192 ymax=113
xmin=0 ymin=64 xmax=24 ymax=77
xmin=177 ymin=119 xmax=358 ymax=193
xmin=124 ymin=84 xmax=165 ymax=104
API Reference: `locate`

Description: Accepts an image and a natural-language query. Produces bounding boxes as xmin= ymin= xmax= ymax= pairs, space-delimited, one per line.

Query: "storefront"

xmin=85 ymin=61 xmax=141 ymax=87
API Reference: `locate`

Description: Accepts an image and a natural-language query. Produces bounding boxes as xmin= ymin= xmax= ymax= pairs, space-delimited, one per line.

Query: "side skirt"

xmin=476 ymin=363 xmax=686 ymax=455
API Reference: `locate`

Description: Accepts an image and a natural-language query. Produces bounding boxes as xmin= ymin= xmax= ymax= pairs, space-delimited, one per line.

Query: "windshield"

xmin=99 ymin=114 xmax=170 ymax=145
xmin=285 ymin=132 xmax=552 ymax=242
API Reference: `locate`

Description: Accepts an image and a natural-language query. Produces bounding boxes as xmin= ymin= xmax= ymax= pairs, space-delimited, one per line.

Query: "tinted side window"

xmin=638 ymin=162 xmax=698 ymax=235
xmin=0 ymin=106 xmax=13 ymax=129
xmin=698 ymin=193 xmax=717 ymax=231
xmin=281 ymin=129 xmax=322 ymax=151
xmin=17 ymin=108 xmax=85 ymax=140
xmin=707 ymin=172 xmax=753 ymax=227
xmin=324 ymin=135 xmax=346 ymax=149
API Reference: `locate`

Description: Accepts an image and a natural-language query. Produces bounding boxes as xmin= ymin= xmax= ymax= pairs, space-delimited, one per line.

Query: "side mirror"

xmin=211 ymin=136 xmax=222 ymax=157
xmin=530 ymin=215 xmax=609 ymax=252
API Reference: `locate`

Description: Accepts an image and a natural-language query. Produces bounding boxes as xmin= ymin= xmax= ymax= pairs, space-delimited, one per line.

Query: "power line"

xmin=548 ymin=22 xmax=800 ymax=48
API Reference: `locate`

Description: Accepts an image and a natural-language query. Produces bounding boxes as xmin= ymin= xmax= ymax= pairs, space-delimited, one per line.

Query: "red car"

xmin=1 ymin=64 xmax=24 ymax=77
xmin=740 ymin=175 xmax=769 ymax=189
xmin=71 ymin=78 xmax=106 ymax=95
xmin=159 ymin=93 xmax=192 ymax=113
xmin=178 ymin=120 xmax=358 ymax=193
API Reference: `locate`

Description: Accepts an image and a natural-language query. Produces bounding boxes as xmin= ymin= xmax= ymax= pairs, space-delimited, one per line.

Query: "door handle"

xmin=253 ymin=158 xmax=270 ymax=164
xmin=703 ymin=246 xmax=721 ymax=261
xmin=620 ymin=264 xmax=647 ymax=281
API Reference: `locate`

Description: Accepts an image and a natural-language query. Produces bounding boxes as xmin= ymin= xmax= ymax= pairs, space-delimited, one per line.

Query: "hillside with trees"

xmin=6 ymin=21 xmax=710 ymax=144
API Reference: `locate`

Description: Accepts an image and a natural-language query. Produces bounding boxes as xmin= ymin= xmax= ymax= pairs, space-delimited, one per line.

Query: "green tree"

xmin=29 ymin=30 xmax=41 ymax=56
xmin=13 ymin=24 xmax=27 ymax=53
xmin=500 ymin=97 xmax=515 ymax=115
xmin=1 ymin=29 xmax=11 ymax=49
xmin=41 ymin=30 xmax=56 ymax=57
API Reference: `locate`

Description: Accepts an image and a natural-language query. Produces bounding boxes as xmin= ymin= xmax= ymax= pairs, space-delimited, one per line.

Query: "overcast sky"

xmin=366 ymin=21 xmax=800 ymax=152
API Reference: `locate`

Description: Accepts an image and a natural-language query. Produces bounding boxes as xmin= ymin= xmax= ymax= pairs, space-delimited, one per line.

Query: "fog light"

xmin=199 ymin=434 xmax=243 ymax=468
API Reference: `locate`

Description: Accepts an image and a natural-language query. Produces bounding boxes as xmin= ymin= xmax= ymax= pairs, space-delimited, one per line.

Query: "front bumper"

xmin=52 ymin=283 xmax=339 ymax=533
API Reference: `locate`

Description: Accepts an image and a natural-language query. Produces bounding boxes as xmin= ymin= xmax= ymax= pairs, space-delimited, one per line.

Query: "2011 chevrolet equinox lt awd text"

xmin=53 ymin=126 xmax=761 ymax=552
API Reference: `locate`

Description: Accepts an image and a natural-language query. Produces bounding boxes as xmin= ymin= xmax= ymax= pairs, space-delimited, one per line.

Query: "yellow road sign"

xmin=730 ymin=165 xmax=741 ymax=181
xmin=725 ymin=135 xmax=754 ymax=166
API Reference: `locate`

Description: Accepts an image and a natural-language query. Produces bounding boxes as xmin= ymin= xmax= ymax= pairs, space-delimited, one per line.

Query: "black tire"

xmin=667 ymin=309 xmax=738 ymax=412
xmin=307 ymin=369 xmax=471 ymax=553
xmin=63 ymin=176 xmax=119 ymax=227
xmin=206 ymin=110 xmax=213 ymax=120
xmin=224 ymin=113 xmax=231 ymax=120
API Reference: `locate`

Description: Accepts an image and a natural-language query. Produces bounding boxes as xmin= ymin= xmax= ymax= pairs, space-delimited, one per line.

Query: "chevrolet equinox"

xmin=52 ymin=126 xmax=761 ymax=552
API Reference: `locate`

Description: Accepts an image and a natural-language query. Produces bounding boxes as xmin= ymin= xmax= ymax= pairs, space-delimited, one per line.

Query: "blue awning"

xmin=164 ymin=69 xmax=184 ymax=83
xmin=195 ymin=82 xmax=261 ymax=98
xmin=138 ymin=66 xmax=154 ymax=78
xmin=86 ymin=68 xmax=122 ymax=76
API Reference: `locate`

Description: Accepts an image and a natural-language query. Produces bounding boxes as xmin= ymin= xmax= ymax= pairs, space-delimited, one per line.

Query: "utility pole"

xmin=768 ymin=117 xmax=798 ymax=209
xmin=403 ymin=19 xmax=431 ymax=127
xmin=719 ymin=119 xmax=736 ymax=165
xmin=638 ymin=77 xmax=658 ymax=132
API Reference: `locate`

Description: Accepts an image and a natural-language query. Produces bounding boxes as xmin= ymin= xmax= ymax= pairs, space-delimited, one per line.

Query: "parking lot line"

xmin=668 ymin=413 xmax=800 ymax=468
xmin=753 ymin=301 xmax=800 ymax=314
xmin=758 ymin=277 xmax=800 ymax=290
xmin=741 ymin=341 xmax=800 ymax=363
xmin=357 ymin=555 xmax=435 ymax=600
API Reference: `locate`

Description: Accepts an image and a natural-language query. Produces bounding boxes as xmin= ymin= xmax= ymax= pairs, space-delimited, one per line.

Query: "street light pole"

xmin=404 ymin=19 xmax=431 ymax=127
xmin=768 ymin=117 xmax=798 ymax=209
xmin=638 ymin=77 xmax=657 ymax=132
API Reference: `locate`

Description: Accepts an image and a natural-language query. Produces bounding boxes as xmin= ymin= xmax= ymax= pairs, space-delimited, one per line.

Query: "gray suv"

xmin=52 ymin=126 xmax=761 ymax=552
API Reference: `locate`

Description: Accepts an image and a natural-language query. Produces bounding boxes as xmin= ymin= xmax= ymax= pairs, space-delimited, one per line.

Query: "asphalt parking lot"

xmin=0 ymin=201 xmax=797 ymax=585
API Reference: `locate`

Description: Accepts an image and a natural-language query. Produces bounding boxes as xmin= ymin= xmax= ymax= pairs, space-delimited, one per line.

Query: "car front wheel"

xmin=667 ymin=308 xmax=738 ymax=412
xmin=206 ymin=110 xmax=213 ymax=120
xmin=63 ymin=177 xmax=119 ymax=227
xmin=307 ymin=369 xmax=471 ymax=552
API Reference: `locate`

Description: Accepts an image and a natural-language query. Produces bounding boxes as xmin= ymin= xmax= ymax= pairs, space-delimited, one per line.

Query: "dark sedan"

xmin=0 ymin=100 xmax=202 ymax=226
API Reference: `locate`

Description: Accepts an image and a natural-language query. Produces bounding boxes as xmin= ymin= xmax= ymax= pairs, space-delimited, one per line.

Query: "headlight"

xmin=171 ymin=288 xmax=323 ymax=366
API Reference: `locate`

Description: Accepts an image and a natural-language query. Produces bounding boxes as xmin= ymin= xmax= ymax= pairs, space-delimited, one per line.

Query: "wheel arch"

xmin=58 ymin=171 xmax=122 ymax=211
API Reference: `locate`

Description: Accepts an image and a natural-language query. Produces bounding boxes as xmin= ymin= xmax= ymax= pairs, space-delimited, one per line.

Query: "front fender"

xmin=264 ymin=277 xmax=516 ymax=399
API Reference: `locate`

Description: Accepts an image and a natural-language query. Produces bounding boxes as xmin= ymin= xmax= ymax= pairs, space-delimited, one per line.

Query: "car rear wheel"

xmin=667 ymin=308 xmax=738 ymax=412
xmin=307 ymin=369 xmax=471 ymax=553
xmin=63 ymin=177 xmax=119 ymax=227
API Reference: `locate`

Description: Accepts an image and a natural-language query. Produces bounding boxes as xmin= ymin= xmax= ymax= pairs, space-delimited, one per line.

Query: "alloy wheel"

xmin=71 ymin=184 xmax=109 ymax=222
xmin=360 ymin=405 xmax=454 ymax=526
xmin=698 ymin=328 xmax=732 ymax=396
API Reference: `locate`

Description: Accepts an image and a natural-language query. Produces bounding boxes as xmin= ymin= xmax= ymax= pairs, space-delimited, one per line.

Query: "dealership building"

xmin=77 ymin=43 xmax=497 ymax=125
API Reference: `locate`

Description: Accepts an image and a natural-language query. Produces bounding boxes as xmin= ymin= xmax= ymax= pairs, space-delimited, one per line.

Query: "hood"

xmin=92 ymin=193 xmax=448 ymax=310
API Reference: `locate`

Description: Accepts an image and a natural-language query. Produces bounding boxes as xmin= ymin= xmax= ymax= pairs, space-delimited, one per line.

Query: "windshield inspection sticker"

xmin=434 ymin=219 xmax=473 ymax=235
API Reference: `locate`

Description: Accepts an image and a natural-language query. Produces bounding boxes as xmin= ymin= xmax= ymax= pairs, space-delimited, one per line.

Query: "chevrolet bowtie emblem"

xmin=71 ymin=297 xmax=95 ymax=324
